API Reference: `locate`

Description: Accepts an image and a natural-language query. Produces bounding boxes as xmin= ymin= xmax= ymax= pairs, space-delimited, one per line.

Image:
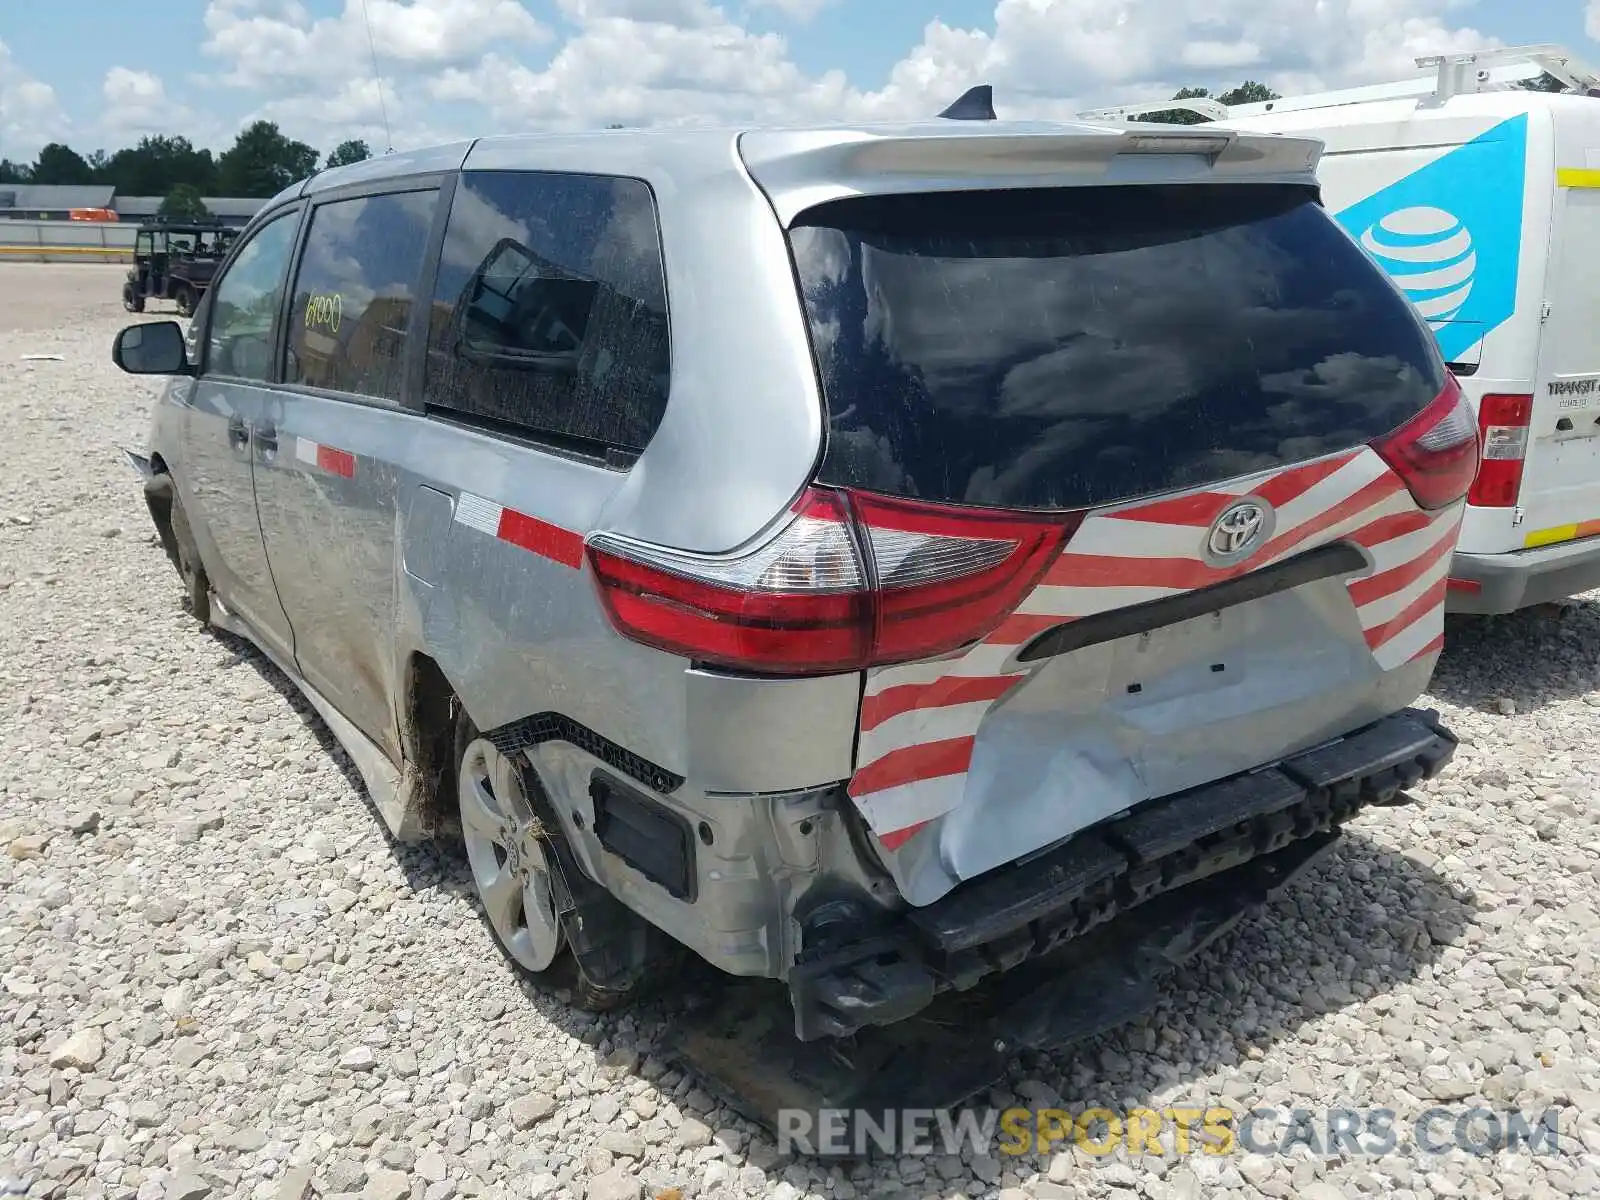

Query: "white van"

xmin=1094 ymin=46 xmax=1600 ymax=613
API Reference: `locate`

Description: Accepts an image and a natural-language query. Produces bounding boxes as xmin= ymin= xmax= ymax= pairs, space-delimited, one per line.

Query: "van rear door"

xmin=781 ymin=182 xmax=1475 ymax=906
xmin=1520 ymin=165 xmax=1600 ymax=549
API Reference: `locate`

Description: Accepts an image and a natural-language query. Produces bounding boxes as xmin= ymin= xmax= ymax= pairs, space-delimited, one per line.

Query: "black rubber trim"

xmin=485 ymin=713 xmax=684 ymax=794
xmin=1016 ymin=541 xmax=1369 ymax=663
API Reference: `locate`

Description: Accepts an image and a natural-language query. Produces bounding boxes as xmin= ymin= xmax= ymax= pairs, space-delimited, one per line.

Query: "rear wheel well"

xmin=402 ymin=658 xmax=681 ymax=1000
xmin=400 ymin=653 xmax=461 ymax=837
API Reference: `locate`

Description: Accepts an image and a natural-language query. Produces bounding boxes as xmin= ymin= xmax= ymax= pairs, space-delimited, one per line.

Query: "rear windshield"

xmin=789 ymin=184 xmax=1447 ymax=510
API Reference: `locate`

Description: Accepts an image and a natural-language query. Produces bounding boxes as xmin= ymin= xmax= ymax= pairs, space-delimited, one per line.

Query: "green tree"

xmin=326 ymin=139 xmax=371 ymax=168
xmin=1218 ymin=80 xmax=1280 ymax=106
xmin=159 ymin=184 xmax=210 ymax=219
xmin=0 ymin=159 xmax=30 ymax=184
xmin=215 ymin=121 xmax=319 ymax=198
xmin=30 ymin=143 xmax=95 ymax=186
xmin=103 ymin=136 xmax=218 ymax=197
xmin=1137 ymin=80 xmax=1282 ymax=124
xmin=1137 ymin=86 xmax=1212 ymax=125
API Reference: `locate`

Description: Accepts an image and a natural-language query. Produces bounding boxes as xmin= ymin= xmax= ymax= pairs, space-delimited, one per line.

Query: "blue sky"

xmin=1 ymin=0 xmax=1595 ymax=161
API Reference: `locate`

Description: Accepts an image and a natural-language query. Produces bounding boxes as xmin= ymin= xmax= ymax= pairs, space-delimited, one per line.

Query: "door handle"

xmin=256 ymin=422 xmax=279 ymax=463
xmin=227 ymin=416 xmax=249 ymax=452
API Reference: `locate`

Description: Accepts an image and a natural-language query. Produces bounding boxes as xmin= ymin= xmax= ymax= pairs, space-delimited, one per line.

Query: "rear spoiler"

xmin=739 ymin=122 xmax=1324 ymax=225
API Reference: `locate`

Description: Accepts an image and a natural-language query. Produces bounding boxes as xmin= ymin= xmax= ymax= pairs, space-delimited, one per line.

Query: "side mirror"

xmin=113 ymin=321 xmax=194 ymax=376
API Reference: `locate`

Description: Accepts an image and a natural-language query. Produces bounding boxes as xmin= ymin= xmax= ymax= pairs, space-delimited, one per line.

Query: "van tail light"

xmin=585 ymin=489 xmax=1082 ymax=676
xmin=1465 ymin=393 xmax=1533 ymax=508
xmin=1371 ymin=376 xmax=1481 ymax=510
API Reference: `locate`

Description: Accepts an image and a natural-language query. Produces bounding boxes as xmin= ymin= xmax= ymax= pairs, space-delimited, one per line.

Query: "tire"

xmin=174 ymin=284 xmax=196 ymax=318
xmin=123 ymin=284 xmax=144 ymax=314
xmin=166 ymin=493 xmax=210 ymax=625
xmin=453 ymin=712 xmax=631 ymax=1011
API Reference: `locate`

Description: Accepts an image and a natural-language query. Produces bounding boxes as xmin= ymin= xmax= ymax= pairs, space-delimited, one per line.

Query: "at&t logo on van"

xmin=1333 ymin=114 xmax=1527 ymax=365
xmin=1359 ymin=206 xmax=1475 ymax=325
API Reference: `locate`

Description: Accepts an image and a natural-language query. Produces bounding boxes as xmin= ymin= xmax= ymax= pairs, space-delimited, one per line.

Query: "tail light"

xmin=1371 ymin=376 xmax=1480 ymax=510
xmin=1465 ymin=393 xmax=1533 ymax=508
xmin=586 ymin=489 xmax=1081 ymax=676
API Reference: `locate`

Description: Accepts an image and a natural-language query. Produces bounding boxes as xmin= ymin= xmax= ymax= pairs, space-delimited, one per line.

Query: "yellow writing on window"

xmin=304 ymin=292 xmax=343 ymax=335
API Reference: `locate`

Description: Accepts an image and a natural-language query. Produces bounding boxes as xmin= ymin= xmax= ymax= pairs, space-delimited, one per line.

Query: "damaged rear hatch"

xmin=785 ymin=180 xmax=1476 ymax=906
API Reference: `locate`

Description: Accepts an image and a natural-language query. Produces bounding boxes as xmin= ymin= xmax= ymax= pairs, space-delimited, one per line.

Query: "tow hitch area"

xmin=660 ymin=707 xmax=1457 ymax=1150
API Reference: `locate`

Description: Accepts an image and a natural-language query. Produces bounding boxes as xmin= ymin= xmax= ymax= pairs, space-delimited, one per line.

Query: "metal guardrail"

xmin=0 ymin=219 xmax=136 ymax=263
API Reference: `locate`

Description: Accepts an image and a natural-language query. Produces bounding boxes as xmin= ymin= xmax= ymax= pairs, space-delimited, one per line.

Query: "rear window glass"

xmin=789 ymin=184 xmax=1448 ymax=510
xmin=424 ymin=171 xmax=670 ymax=458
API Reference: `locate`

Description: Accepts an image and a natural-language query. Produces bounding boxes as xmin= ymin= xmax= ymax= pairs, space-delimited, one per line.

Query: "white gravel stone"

xmin=584 ymin=1170 xmax=640 ymax=1200
xmin=164 ymin=1172 xmax=212 ymax=1200
xmin=340 ymin=1045 xmax=380 ymax=1072
xmin=675 ymin=1117 xmax=712 ymax=1149
xmin=47 ymin=1027 xmax=105 ymax=1069
xmin=7 ymin=266 xmax=1600 ymax=1200
xmin=362 ymin=1169 xmax=410 ymax=1200
xmin=509 ymin=1093 xmax=556 ymax=1129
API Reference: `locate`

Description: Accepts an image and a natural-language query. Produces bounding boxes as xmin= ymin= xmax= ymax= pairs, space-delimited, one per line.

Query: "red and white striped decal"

xmin=453 ymin=491 xmax=584 ymax=569
xmin=848 ymin=447 xmax=1462 ymax=849
xmin=293 ymin=436 xmax=356 ymax=479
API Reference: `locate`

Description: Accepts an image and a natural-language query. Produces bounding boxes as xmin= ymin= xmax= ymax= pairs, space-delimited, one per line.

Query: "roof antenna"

xmin=938 ymin=85 xmax=997 ymax=121
xmin=359 ymin=0 xmax=395 ymax=154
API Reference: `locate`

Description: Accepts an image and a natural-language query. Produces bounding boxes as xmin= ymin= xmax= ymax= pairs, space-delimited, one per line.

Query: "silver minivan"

xmin=115 ymin=116 xmax=1469 ymax=1042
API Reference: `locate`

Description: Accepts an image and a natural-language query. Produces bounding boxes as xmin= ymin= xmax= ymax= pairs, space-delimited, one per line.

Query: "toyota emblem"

xmin=1204 ymin=499 xmax=1273 ymax=565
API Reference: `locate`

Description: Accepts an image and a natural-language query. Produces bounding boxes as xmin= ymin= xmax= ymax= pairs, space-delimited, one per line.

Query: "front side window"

xmin=424 ymin=170 xmax=670 ymax=457
xmin=285 ymin=189 xmax=439 ymax=403
xmin=206 ymin=211 xmax=300 ymax=382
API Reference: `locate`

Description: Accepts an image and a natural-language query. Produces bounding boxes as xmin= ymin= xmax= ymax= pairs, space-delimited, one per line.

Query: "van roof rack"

xmin=1078 ymin=44 xmax=1600 ymax=124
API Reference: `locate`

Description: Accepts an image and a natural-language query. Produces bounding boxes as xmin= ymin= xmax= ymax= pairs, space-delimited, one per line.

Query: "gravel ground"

xmin=4 ymin=263 xmax=1600 ymax=1200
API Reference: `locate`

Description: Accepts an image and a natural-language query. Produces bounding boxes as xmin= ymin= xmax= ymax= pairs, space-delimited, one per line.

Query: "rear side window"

xmin=790 ymin=184 xmax=1448 ymax=511
xmin=424 ymin=171 xmax=670 ymax=457
xmin=286 ymin=189 xmax=439 ymax=403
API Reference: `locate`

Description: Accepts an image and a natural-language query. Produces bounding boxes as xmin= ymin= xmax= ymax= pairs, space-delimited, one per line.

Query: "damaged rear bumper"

xmin=790 ymin=706 xmax=1457 ymax=1042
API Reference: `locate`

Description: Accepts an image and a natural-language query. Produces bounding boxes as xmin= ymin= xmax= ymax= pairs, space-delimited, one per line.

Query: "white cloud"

xmin=904 ymin=0 xmax=1500 ymax=110
xmin=424 ymin=0 xmax=1503 ymax=135
xmin=0 ymin=39 xmax=70 ymax=159
xmin=100 ymin=68 xmax=199 ymax=140
xmin=1590 ymin=2 xmax=1600 ymax=44
xmin=746 ymin=0 xmax=837 ymax=22
xmin=104 ymin=67 xmax=165 ymax=109
xmin=201 ymin=0 xmax=551 ymax=88
xmin=179 ymin=0 xmax=1506 ymax=154
xmin=557 ymin=0 xmax=717 ymax=22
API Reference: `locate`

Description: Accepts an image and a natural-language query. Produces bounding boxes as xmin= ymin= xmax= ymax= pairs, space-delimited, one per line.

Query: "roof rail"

xmin=1078 ymin=43 xmax=1600 ymax=124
